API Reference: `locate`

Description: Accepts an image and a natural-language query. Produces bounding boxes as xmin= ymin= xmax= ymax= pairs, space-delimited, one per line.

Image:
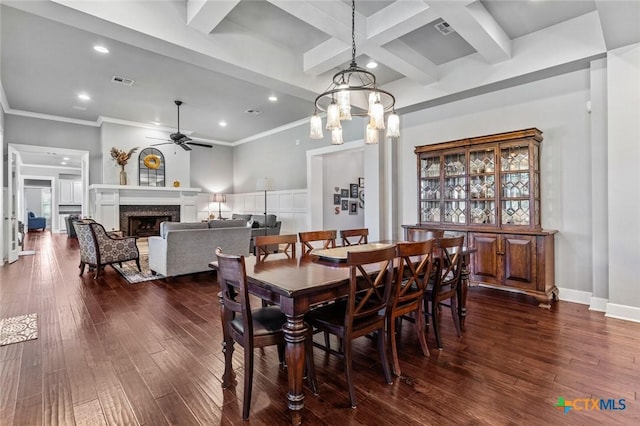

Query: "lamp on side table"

xmin=213 ymin=193 xmax=226 ymax=219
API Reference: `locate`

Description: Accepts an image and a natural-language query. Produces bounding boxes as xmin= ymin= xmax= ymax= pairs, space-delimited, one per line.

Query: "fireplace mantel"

xmin=89 ymin=184 xmax=201 ymax=231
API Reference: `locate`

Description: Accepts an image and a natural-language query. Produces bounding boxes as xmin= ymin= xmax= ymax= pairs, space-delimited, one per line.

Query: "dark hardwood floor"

xmin=1 ymin=231 xmax=638 ymax=425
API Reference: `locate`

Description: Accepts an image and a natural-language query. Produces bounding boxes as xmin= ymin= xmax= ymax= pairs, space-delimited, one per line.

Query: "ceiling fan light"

xmin=370 ymin=101 xmax=385 ymax=130
xmin=310 ymin=114 xmax=324 ymax=139
xmin=326 ymin=102 xmax=341 ymax=130
xmin=386 ymin=112 xmax=400 ymax=138
xmin=331 ymin=128 xmax=344 ymax=145
xmin=365 ymin=123 xmax=379 ymax=145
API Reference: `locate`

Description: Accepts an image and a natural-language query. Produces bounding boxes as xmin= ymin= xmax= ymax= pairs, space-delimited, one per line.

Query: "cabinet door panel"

xmin=503 ymin=235 xmax=536 ymax=289
xmin=470 ymin=233 xmax=500 ymax=285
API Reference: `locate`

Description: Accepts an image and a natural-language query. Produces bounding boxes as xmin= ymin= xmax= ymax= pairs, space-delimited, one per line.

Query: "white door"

xmin=7 ymin=147 xmax=21 ymax=263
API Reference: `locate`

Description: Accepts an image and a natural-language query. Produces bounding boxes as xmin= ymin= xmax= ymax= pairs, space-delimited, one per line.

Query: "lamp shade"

xmin=256 ymin=177 xmax=274 ymax=191
xmin=309 ymin=114 xmax=324 ymax=139
xmin=386 ymin=112 xmax=400 ymax=138
xmin=331 ymin=128 xmax=344 ymax=145
xmin=213 ymin=193 xmax=226 ymax=203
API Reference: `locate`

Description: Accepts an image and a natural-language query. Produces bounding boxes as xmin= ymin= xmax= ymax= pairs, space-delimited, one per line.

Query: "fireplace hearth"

xmin=119 ymin=205 xmax=180 ymax=236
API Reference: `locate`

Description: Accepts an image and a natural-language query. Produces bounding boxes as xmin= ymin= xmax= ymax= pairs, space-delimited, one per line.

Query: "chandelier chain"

xmin=351 ymin=0 xmax=356 ymax=66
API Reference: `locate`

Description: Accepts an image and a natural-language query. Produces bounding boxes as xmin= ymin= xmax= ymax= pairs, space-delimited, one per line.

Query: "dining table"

xmin=209 ymin=242 xmax=476 ymax=425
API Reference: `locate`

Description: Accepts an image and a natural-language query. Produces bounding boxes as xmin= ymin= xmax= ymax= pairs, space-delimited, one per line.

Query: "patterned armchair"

xmin=73 ymin=220 xmax=140 ymax=279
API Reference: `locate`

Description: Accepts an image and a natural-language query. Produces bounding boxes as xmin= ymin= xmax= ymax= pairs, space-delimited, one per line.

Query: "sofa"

xmin=231 ymin=214 xmax=282 ymax=253
xmin=148 ymin=219 xmax=251 ymax=278
xmin=28 ymin=211 xmax=46 ymax=231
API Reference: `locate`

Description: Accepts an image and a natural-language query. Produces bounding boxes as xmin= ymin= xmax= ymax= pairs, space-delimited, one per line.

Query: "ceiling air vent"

xmin=111 ymin=75 xmax=135 ymax=86
xmin=435 ymin=20 xmax=455 ymax=35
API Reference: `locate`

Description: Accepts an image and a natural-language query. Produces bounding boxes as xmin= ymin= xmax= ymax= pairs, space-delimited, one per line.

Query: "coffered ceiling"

xmin=1 ymin=1 xmax=639 ymax=145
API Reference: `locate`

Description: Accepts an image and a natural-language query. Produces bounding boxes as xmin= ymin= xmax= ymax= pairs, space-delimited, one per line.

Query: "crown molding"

xmin=232 ymin=116 xmax=310 ymax=146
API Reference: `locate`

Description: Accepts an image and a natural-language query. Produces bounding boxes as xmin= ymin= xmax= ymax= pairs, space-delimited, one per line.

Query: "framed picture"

xmin=359 ymin=189 xmax=364 ymax=208
xmin=333 ymin=194 xmax=341 ymax=205
xmin=358 ymin=177 xmax=364 ymax=188
xmin=350 ymin=183 xmax=359 ymax=198
xmin=341 ymin=199 xmax=348 ymax=210
xmin=349 ymin=201 xmax=358 ymax=215
xmin=341 ymin=188 xmax=349 ymax=198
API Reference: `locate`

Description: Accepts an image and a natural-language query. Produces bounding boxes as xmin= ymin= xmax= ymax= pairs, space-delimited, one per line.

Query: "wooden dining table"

xmin=209 ymin=242 xmax=476 ymax=424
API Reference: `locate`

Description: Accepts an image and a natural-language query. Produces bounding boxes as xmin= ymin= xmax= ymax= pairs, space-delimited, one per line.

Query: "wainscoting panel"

xmin=229 ymin=189 xmax=309 ymax=235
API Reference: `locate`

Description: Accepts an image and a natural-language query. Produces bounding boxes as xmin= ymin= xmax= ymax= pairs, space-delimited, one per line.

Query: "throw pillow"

xmin=251 ymin=220 xmax=261 ymax=228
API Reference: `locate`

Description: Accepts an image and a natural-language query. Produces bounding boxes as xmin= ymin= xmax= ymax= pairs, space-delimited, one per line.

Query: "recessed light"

xmin=366 ymin=61 xmax=378 ymax=69
xmin=219 ymin=121 xmax=227 ymax=127
xmin=61 ymin=162 xmax=67 ymax=165
xmin=78 ymin=93 xmax=91 ymax=101
xmin=93 ymin=45 xmax=109 ymax=54
xmin=63 ymin=157 xmax=70 ymax=161
xmin=268 ymin=95 xmax=278 ymax=102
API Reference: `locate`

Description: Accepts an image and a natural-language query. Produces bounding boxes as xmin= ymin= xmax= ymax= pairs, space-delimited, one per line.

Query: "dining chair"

xmin=216 ymin=247 xmax=317 ymax=420
xmin=305 ymin=245 xmax=395 ymax=408
xmin=340 ymin=228 xmax=369 ymax=246
xmin=387 ymin=239 xmax=435 ymax=376
xmin=254 ymin=234 xmax=297 ymax=262
xmin=73 ymin=220 xmax=140 ymax=278
xmin=298 ymin=230 xmax=337 ymax=256
xmin=425 ymin=236 xmax=464 ymax=349
xmin=406 ymin=228 xmax=444 ymax=243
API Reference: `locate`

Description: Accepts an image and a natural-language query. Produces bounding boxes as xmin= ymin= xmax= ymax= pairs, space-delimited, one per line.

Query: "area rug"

xmin=112 ymin=254 xmax=163 ymax=284
xmin=0 ymin=313 xmax=38 ymax=346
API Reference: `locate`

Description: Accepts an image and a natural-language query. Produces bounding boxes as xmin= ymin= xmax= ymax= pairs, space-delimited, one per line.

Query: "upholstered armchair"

xmin=27 ymin=211 xmax=46 ymax=231
xmin=73 ymin=220 xmax=140 ymax=279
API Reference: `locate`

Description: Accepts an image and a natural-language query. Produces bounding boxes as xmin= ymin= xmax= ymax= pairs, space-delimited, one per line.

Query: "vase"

xmin=119 ymin=166 xmax=127 ymax=185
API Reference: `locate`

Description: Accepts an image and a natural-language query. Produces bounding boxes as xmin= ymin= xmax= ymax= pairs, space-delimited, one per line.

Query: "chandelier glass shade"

xmin=309 ymin=0 xmax=399 ymax=144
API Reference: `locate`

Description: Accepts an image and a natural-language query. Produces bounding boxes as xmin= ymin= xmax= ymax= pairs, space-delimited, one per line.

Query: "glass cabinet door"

xmin=469 ymin=147 xmax=496 ymax=225
xmin=419 ymin=155 xmax=441 ymax=223
xmin=500 ymin=144 xmax=531 ymax=226
xmin=443 ymin=151 xmax=466 ymax=224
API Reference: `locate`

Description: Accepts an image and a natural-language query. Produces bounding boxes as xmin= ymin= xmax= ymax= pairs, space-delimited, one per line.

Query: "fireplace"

xmin=119 ymin=205 xmax=180 ymax=236
xmin=128 ymin=215 xmax=171 ymax=237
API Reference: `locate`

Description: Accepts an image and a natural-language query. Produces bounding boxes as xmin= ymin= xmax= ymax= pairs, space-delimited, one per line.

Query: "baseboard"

xmin=589 ymin=297 xmax=608 ymax=312
xmin=605 ymin=303 xmax=640 ymax=323
xmin=556 ymin=287 xmax=592 ymax=305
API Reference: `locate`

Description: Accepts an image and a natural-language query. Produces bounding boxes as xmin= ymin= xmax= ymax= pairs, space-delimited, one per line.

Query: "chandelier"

xmin=309 ymin=0 xmax=400 ymax=145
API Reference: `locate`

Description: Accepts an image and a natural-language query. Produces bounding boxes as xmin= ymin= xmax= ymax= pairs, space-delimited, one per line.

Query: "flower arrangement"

xmin=110 ymin=147 xmax=138 ymax=167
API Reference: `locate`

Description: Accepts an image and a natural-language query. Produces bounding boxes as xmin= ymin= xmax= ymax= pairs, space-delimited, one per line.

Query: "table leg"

xmin=458 ymin=253 xmax=471 ymax=331
xmin=283 ymin=314 xmax=307 ymax=426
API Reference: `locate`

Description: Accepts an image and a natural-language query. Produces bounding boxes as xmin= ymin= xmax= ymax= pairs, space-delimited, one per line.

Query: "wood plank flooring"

xmin=1 ymin=231 xmax=639 ymax=425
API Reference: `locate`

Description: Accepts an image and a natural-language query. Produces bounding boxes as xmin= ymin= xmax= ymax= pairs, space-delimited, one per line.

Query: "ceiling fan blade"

xmin=151 ymin=142 xmax=172 ymax=147
xmin=187 ymin=142 xmax=212 ymax=148
xmin=179 ymin=143 xmax=193 ymax=151
xmin=146 ymin=136 xmax=170 ymax=141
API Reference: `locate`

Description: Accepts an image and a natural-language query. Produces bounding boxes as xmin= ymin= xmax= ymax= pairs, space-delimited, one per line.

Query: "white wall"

xmin=399 ymin=69 xmax=592 ymax=295
xmin=606 ymin=43 xmax=640 ymax=319
xmin=100 ymin=123 xmax=191 ymax=187
xmin=322 ymin=149 xmax=364 ymax=231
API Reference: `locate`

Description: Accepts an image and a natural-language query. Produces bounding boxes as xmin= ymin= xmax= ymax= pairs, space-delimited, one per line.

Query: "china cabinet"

xmin=404 ymin=128 xmax=558 ymax=307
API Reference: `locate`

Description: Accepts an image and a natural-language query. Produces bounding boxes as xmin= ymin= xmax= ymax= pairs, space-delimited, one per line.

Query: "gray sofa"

xmin=231 ymin=214 xmax=282 ymax=253
xmin=148 ymin=220 xmax=251 ymax=278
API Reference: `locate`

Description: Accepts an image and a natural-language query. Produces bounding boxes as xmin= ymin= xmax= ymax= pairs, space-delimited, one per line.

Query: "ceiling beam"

xmin=187 ymin=0 xmax=240 ymax=34
xmin=434 ymin=1 xmax=511 ymax=64
xmin=366 ymin=41 xmax=438 ymax=86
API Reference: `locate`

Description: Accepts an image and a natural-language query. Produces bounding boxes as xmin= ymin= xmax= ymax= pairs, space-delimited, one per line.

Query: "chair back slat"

xmin=345 ymin=246 xmax=396 ymax=325
xmin=299 ymin=230 xmax=337 ymax=256
xmin=255 ymin=234 xmax=297 ymax=261
xmin=340 ymin=228 xmax=369 ymax=246
xmin=215 ymin=248 xmax=252 ymax=335
xmin=392 ymin=240 xmax=435 ymax=309
xmin=434 ymin=236 xmax=464 ymax=296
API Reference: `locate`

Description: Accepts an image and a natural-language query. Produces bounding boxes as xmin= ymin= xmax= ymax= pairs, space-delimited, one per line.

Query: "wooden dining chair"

xmin=305 ymin=245 xmax=395 ymax=408
xmin=216 ymin=248 xmax=317 ymax=419
xmin=340 ymin=228 xmax=369 ymax=246
xmin=387 ymin=239 xmax=435 ymax=376
xmin=298 ymin=230 xmax=337 ymax=256
xmin=254 ymin=234 xmax=297 ymax=262
xmin=406 ymin=228 xmax=445 ymax=243
xmin=425 ymin=236 xmax=464 ymax=349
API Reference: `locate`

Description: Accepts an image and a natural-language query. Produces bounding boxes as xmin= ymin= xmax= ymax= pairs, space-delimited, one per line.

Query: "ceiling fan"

xmin=147 ymin=100 xmax=212 ymax=151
